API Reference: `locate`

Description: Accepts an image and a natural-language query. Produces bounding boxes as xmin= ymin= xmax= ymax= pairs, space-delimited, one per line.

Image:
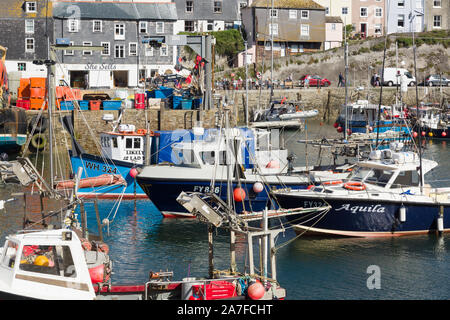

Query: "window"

xmin=156 ymin=22 xmax=164 ymax=34
xmin=397 ymin=0 xmax=405 ymax=7
xmin=433 ymin=0 xmax=441 ymax=7
xmin=214 ymin=1 xmax=222 ymax=13
xmin=112 ymin=137 xmax=118 ymax=148
xmin=185 ymin=21 xmax=195 ymax=32
xmin=325 ymin=7 xmax=329 ymax=15
xmin=300 ymin=24 xmax=309 ymax=36
xmin=126 ymin=138 xmax=133 ymax=149
xmin=269 ymin=23 xmax=278 ymax=36
xmin=342 ymin=7 xmax=348 ymax=15
xmin=2 ymin=241 xmax=18 ymax=268
xmin=360 ymin=7 xmax=368 ymax=17
xmin=83 ymin=41 xmax=92 ymax=55
xmin=18 ymin=63 xmax=26 ymax=71
xmin=25 ymin=19 xmax=34 ymax=34
xmin=129 ymin=42 xmax=138 ymax=56
xmin=68 ymin=19 xmax=79 ymax=32
xmin=207 ymin=20 xmax=214 ymax=31
xmin=133 ymin=138 xmax=141 ymax=149
xmin=331 ymin=23 xmax=336 ymax=31
xmin=101 ymin=42 xmax=110 ymax=56
xmin=25 ymin=1 xmax=37 ymax=13
xmin=114 ymin=23 xmax=125 ymax=40
xmin=160 ymin=44 xmax=168 ymax=57
xmin=375 ymin=8 xmax=382 ymax=17
xmin=289 ymin=10 xmax=297 ymax=19
xmin=397 ymin=14 xmax=405 ymax=28
xmin=186 ymin=0 xmax=193 ymax=12
xmin=433 ymin=15 xmax=441 ymax=28
xmin=25 ymin=38 xmax=34 ymax=53
xmin=64 ymin=41 xmax=74 ymax=55
xmin=375 ymin=24 xmax=382 ymax=34
xmin=139 ymin=21 xmax=148 ymax=33
xmin=301 ymin=10 xmax=309 ymax=19
xmin=114 ymin=44 xmax=125 ymax=58
xmin=270 ymin=9 xmax=278 ymax=18
xmin=92 ymin=20 xmax=102 ymax=33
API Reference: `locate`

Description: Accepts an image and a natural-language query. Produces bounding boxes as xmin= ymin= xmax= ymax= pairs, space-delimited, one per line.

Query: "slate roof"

xmin=250 ymin=0 xmax=325 ymax=10
xmin=52 ymin=1 xmax=178 ymax=20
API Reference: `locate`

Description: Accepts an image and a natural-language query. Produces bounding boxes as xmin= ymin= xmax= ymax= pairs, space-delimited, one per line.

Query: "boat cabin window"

xmin=112 ymin=137 xmax=118 ymax=148
xmin=1 ymin=240 xmax=19 ymax=269
xmin=18 ymin=245 xmax=76 ymax=278
xmin=101 ymin=136 xmax=111 ymax=148
xmin=391 ymin=170 xmax=420 ymax=188
xmin=134 ymin=138 xmax=141 ymax=149
xmin=126 ymin=138 xmax=133 ymax=149
xmin=201 ymin=151 xmax=215 ymax=165
xmin=350 ymin=167 xmax=394 ymax=187
xmin=349 ymin=167 xmax=373 ymax=181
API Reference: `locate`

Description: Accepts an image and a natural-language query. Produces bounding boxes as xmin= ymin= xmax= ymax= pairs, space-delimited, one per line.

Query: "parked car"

xmin=424 ymin=74 xmax=450 ymax=87
xmin=299 ymin=75 xmax=331 ymax=87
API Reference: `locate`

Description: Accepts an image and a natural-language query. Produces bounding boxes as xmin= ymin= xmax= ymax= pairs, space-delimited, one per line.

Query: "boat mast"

xmin=344 ymin=16 xmax=348 ymax=140
xmin=270 ymin=0 xmax=274 ymax=102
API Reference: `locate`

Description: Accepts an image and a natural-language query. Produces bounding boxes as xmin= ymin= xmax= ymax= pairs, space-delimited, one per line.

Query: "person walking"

xmin=338 ymin=72 xmax=344 ymax=87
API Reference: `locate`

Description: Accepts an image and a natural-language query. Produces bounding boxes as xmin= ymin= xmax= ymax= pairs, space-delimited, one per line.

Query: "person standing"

xmin=338 ymin=72 xmax=344 ymax=87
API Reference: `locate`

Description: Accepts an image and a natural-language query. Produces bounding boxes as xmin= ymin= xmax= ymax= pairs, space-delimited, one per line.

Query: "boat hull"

xmin=275 ymin=193 xmax=450 ymax=237
xmin=136 ymin=176 xmax=308 ymax=215
xmin=70 ymin=152 xmax=148 ymax=199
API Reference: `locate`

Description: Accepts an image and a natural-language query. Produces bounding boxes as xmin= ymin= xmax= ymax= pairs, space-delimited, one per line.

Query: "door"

xmin=360 ymin=23 xmax=367 ymax=38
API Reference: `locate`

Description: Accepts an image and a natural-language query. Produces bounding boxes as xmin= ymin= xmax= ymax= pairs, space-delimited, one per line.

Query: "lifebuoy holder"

xmin=343 ymin=181 xmax=366 ymax=191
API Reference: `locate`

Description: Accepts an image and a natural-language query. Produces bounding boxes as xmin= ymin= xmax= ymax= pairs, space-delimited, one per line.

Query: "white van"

xmin=380 ymin=68 xmax=416 ymax=87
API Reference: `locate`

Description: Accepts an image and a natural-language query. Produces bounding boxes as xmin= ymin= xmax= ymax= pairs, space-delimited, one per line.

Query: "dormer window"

xmin=25 ymin=1 xmax=37 ymax=13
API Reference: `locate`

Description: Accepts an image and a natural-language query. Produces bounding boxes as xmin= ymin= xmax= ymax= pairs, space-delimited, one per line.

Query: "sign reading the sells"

xmin=85 ymin=63 xmax=117 ymax=71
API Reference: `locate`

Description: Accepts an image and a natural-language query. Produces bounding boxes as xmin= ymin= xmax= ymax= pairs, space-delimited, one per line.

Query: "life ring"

xmin=344 ymin=181 xmax=366 ymax=191
xmin=31 ymin=133 xmax=47 ymax=150
xmin=323 ymin=180 xmax=343 ymax=185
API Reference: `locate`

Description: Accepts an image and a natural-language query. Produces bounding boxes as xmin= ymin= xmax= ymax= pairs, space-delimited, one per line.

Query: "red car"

xmin=299 ymin=75 xmax=331 ymax=87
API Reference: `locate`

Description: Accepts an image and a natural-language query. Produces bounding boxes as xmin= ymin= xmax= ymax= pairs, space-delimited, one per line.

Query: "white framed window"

xmin=25 ymin=38 xmax=35 ymax=53
xmin=101 ymin=42 xmax=110 ymax=56
xmin=374 ymin=24 xmax=382 ymax=34
xmin=433 ymin=15 xmax=441 ymax=28
xmin=397 ymin=0 xmax=405 ymax=7
xmin=129 ymin=42 xmax=138 ymax=56
xmin=68 ymin=19 xmax=79 ymax=32
xmin=185 ymin=20 xmax=195 ymax=32
xmin=214 ymin=1 xmax=222 ymax=13
xmin=64 ymin=41 xmax=74 ymax=55
xmin=289 ymin=10 xmax=297 ymax=19
xmin=397 ymin=14 xmax=405 ymax=28
xmin=25 ymin=19 xmax=34 ymax=34
xmin=325 ymin=7 xmax=329 ymax=15
xmin=186 ymin=0 xmax=193 ymax=12
xmin=156 ymin=22 xmax=164 ymax=34
xmin=360 ymin=7 xmax=368 ymax=17
xmin=145 ymin=46 xmax=154 ymax=57
xmin=300 ymin=24 xmax=309 ymax=36
xmin=92 ymin=20 xmax=102 ymax=33
xmin=270 ymin=9 xmax=278 ymax=18
xmin=139 ymin=21 xmax=148 ymax=33
xmin=269 ymin=23 xmax=278 ymax=36
xmin=83 ymin=41 xmax=92 ymax=55
xmin=301 ymin=10 xmax=309 ymax=19
xmin=114 ymin=44 xmax=125 ymax=58
xmin=433 ymin=0 xmax=441 ymax=7
xmin=331 ymin=23 xmax=336 ymax=31
xmin=114 ymin=23 xmax=125 ymax=40
xmin=375 ymin=7 xmax=383 ymax=18
xmin=342 ymin=7 xmax=348 ymax=15
xmin=25 ymin=1 xmax=37 ymax=13
xmin=160 ymin=44 xmax=168 ymax=57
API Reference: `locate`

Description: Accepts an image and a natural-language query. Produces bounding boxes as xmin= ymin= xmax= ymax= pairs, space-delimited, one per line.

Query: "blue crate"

xmin=60 ymin=101 xmax=74 ymax=111
xmin=102 ymin=100 xmax=122 ymax=110
xmin=77 ymin=100 xmax=89 ymax=111
xmin=181 ymin=99 xmax=192 ymax=110
xmin=173 ymin=96 xmax=182 ymax=109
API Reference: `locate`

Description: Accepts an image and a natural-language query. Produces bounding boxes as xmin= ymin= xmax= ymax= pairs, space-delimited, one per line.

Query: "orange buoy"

xmin=96 ymin=242 xmax=110 ymax=255
xmin=80 ymin=238 xmax=92 ymax=251
xmin=248 ymin=281 xmax=265 ymax=300
xmin=89 ymin=264 xmax=108 ymax=284
xmin=233 ymin=188 xmax=246 ymax=202
xmin=129 ymin=168 xmax=138 ymax=178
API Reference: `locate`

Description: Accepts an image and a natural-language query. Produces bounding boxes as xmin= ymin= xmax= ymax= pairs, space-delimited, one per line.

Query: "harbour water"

xmin=0 ymin=121 xmax=449 ymax=300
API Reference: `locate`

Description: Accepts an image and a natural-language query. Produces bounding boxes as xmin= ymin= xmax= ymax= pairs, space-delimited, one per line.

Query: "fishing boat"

xmin=407 ymin=103 xmax=449 ymax=139
xmin=271 ymin=142 xmax=450 ymax=237
xmin=0 ymin=46 xmax=28 ymax=155
xmin=251 ymin=99 xmax=318 ymax=129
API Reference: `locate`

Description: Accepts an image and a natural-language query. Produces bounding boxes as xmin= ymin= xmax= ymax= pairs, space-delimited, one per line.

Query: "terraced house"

xmin=52 ymin=1 xmax=178 ymax=89
xmin=0 ymin=0 xmax=53 ymax=78
xmin=386 ymin=0 xmax=425 ymax=34
xmin=424 ymin=0 xmax=449 ymax=31
xmin=352 ymin=0 xmax=385 ymax=38
xmin=241 ymin=0 xmax=326 ymax=63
